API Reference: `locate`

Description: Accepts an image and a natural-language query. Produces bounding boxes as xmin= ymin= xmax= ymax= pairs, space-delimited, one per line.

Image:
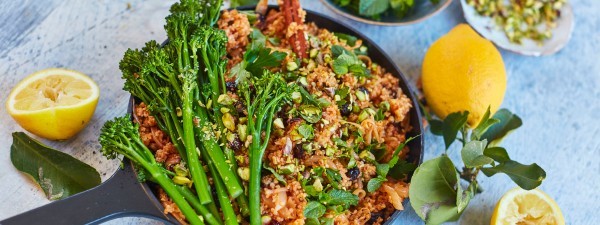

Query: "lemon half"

xmin=6 ymin=68 xmax=99 ymax=140
xmin=492 ymin=188 xmax=565 ymax=225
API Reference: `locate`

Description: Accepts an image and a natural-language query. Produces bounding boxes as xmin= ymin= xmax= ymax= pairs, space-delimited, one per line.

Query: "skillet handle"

xmin=0 ymin=161 xmax=173 ymax=225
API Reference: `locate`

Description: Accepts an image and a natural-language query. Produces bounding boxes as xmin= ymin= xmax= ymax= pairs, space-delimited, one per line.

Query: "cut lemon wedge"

xmin=6 ymin=68 xmax=99 ymax=140
xmin=491 ymin=188 xmax=565 ymax=225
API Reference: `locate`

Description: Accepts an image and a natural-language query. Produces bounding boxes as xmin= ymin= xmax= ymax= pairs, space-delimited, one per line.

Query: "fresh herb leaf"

xmin=480 ymin=109 xmax=522 ymax=146
xmin=409 ymin=155 xmax=463 ymax=224
xmin=299 ymin=86 xmax=321 ymax=107
xmin=367 ymin=177 xmax=386 ymax=193
xmin=319 ymin=189 xmax=359 ymax=206
xmin=461 ymin=140 xmax=494 ymax=168
xmin=304 ymin=201 xmax=327 ymax=218
xmin=229 ymin=0 xmax=258 ymax=7
xmin=442 ymin=111 xmax=469 ymax=149
xmin=263 ymin=164 xmax=287 ymax=185
xmin=305 ymin=218 xmax=320 ymax=225
xmin=359 ymin=0 xmax=390 ymax=16
xmin=388 ymin=160 xmax=417 ymax=180
xmin=334 ymin=32 xmax=358 ymax=46
xmin=332 ymin=52 xmax=356 ymax=75
xmin=376 ymin=163 xmax=390 ymax=177
xmin=331 ymin=45 xmax=370 ymax=77
xmin=388 ymin=135 xmax=418 ymax=167
xmin=322 ymin=217 xmax=335 ymax=225
xmin=335 ymin=86 xmax=350 ymax=100
xmin=10 ymin=132 xmax=101 ymax=200
xmin=390 ymin=0 xmax=414 ymax=18
xmin=325 ymin=168 xmax=343 ymax=189
xmin=333 ymin=138 xmax=350 ymax=148
xmin=481 ymin=161 xmax=546 ymax=190
xmin=298 ymin=124 xmax=315 ymax=139
xmin=245 ymin=48 xmax=287 ymax=76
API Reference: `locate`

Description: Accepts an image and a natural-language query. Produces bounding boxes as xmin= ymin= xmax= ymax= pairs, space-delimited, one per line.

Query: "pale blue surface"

xmin=0 ymin=0 xmax=597 ymax=224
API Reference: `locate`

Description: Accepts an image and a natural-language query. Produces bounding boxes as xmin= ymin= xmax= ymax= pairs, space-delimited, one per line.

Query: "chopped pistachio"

xmin=326 ymin=147 xmax=336 ymax=156
xmin=324 ymin=53 xmax=332 ymax=63
xmin=347 ymin=156 xmax=357 ymax=168
xmin=176 ymin=107 xmax=182 ymax=117
xmin=291 ymin=91 xmax=302 ymax=103
xmin=217 ymin=94 xmax=234 ymax=105
xmin=237 ymin=167 xmax=250 ymax=181
xmin=279 ymin=164 xmax=296 ymax=175
xmin=226 ymin=132 xmax=236 ymax=143
xmin=357 ymin=109 xmax=370 ymax=122
xmin=173 ymin=164 xmax=189 ymax=177
xmin=173 ymin=176 xmax=192 ymax=186
xmin=287 ymin=61 xmax=299 ymax=71
xmin=313 ymin=179 xmax=324 ymax=192
xmin=359 ymin=150 xmax=375 ymax=162
xmin=306 ymin=60 xmax=316 ymax=71
xmin=298 ymin=77 xmax=308 ymax=86
xmin=380 ymin=101 xmax=390 ymax=111
xmin=302 ymin=143 xmax=313 ymax=154
xmin=220 ymin=107 xmax=230 ymax=113
xmin=309 ymin=49 xmax=319 ymax=58
xmin=261 ymin=216 xmax=272 ymax=224
xmin=239 ymin=117 xmax=247 ymax=124
xmin=237 ymin=124 xmax=247 ymax=141
xmin=222 ymin=113 xmax=236 ymax=131
xmin=352 ymin=105 xmax=360 ymax=113
xmin=359 ymin=46 xmax=368 ymax=53
xmin=274 ymin=118 xmax=285 ymax=129
xmin=355 ymin=91 xmax=366 ymax=101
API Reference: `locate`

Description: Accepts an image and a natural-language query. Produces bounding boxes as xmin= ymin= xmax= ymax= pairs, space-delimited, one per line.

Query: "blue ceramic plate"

xmin=321 ymin=0 xmax=451 ymax=26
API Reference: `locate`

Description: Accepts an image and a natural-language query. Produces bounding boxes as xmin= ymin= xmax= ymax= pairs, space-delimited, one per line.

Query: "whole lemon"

xmin=422 ymin=24 xmax=506 ymax=126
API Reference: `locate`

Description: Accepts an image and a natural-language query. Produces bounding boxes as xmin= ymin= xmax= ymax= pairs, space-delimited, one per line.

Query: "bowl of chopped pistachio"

xmin=460 ymin=0 xmax=574 ymax=56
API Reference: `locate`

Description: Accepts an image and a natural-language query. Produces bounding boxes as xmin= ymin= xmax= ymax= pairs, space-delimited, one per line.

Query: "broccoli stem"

xmin=195 ymin=107 xmax=244 ymax=198
xmin=144 ymin=162 xmax=205 ymax=225
xmin=245 ymin=76 xmax=288 ymax=225
xmin=99 ymin=117 xmax=204 ymax=225
xmin=200 ymin=146 xmax=239 ymax=225
xmin=176 ymin=186 xmax=223 ymax=225
xmin=182 ymin=77 xmax=214 ymax=204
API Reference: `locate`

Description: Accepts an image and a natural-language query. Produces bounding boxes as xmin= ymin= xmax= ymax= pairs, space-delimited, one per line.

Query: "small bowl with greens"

xmin=322 ymin=0 xmax=451 ymax=26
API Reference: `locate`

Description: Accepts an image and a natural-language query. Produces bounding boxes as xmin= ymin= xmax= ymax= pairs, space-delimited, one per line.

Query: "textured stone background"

xmin=0 ymin=0 xmax=598 ymax=224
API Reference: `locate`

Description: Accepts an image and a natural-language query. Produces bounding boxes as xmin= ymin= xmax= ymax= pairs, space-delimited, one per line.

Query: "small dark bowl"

xmin=321 ymin=0 xmax=451 ymax=26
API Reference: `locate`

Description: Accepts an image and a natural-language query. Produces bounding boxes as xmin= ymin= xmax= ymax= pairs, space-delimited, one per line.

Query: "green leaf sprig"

xmin=410 ymin=107 xmax=546 ymax=225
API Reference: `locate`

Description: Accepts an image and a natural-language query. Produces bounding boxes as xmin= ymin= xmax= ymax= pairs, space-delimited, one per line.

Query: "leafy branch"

xmin=409 ymin=106 xmax=546 ymax=225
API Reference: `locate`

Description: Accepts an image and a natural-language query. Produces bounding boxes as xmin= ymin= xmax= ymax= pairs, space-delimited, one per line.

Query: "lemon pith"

xmin=6 ymin=68 xmax=99 ymax=140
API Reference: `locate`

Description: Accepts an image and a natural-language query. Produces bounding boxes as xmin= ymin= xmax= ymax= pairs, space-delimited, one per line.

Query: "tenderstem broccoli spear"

xmin=239 ymin=72 xmax=291 ymax=225
xmin=99 ymin=116 xmax=205 ymax=225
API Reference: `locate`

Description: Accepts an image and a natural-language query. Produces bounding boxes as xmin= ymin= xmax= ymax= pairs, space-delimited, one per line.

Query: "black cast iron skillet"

xmin=1 ymin=6 xmax=423 ymax=225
